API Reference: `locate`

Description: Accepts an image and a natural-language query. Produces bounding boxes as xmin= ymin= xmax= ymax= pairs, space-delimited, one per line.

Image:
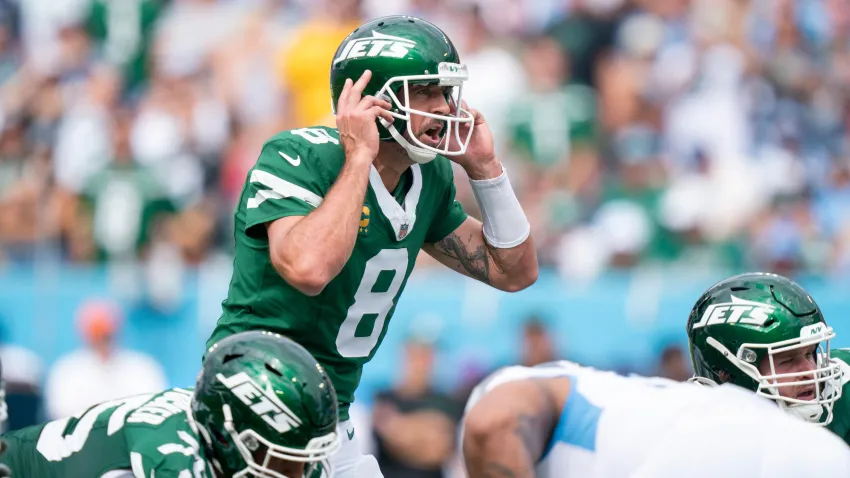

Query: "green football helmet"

xmin=687 ymin=272 xmax=843 ymax=425
xmin=192 ymin=331 xmax=340 ymax=478
xmin=330 ymin=15 xmax=474 ymax=164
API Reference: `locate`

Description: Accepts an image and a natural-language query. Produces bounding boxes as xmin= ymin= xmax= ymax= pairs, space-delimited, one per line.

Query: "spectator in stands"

xmin=520 ymin=317 xmax=557 ymax=367
xmin=655 ymin=343 xmax=692 ymax=382
xmin=458 ymin=4 xmax=527 ymax=151
xmin=275 ymin=0 xmax=363 ymax=128
xmin=43 ymin=299 xmax=166 ymax=419
xmin=73 ymin=106 xmax=177 ymax=263
xmin=372 ymin=336 xmax=460 ymax=478
xmin=86 ymin=0 xmax=162 ymax=93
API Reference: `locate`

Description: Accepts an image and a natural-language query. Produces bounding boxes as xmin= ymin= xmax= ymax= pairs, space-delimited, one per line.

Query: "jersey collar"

xmin=369 ymin=164 xmax=422 ymax=241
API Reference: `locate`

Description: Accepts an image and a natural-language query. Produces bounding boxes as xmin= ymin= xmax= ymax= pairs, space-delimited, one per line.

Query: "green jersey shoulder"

xmin=213 ymin=125 xmax=467 ymax=416
xmin=241 ymin=126 xmax=344 ymax=234
xmin=827 ymin=348 xmax=850 ymax=445
xmin=239 ymin=125 xmax=464 ymax=241
xmin=0 ymin=388 xmax=214 ymax=478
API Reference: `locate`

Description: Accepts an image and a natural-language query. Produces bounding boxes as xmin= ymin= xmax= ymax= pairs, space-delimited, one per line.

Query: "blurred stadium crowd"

xmin=2 ymin=0 xmax=850 ymax=476
xmin=3 ymin=0 xmax=850 ymax=280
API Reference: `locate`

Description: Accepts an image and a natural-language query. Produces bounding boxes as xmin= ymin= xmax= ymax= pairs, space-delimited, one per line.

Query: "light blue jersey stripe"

xmin=540 ymin=376 xmax=602 ymax=461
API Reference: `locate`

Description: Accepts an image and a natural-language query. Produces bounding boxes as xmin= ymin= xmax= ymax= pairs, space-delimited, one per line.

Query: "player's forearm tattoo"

xmin=515 ymin=380 xmax=557 ymax=463
xmin=516 ymin=413 xmax=548 ymax=461
xmin=477 ymin=381 xmax=557 ymax=478
xmin=433 ymin=232 xmax=494 ymax=283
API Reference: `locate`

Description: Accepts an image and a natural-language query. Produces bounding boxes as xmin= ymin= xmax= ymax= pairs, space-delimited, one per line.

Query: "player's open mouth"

xmin=796 ymin=389 xmax=816 ymax=400
xmin=420 ymin=124 xmax=444 ymax=146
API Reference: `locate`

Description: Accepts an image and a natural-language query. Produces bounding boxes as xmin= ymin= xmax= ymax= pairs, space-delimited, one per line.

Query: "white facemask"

xmin=375 ymin=62 xmax=475 ymax=164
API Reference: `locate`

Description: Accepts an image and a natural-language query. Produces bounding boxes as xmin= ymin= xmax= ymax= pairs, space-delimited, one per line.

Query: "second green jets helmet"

xmin=687 ymin=272 xmax=843 ymax=425
xmin=330 ymin=15 xmax=474 ymax=164
xmin=192 ymin=331 xmax=340 ymax=478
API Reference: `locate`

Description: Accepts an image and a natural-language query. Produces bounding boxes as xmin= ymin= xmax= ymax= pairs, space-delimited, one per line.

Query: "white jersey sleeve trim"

xmin=99 ymin=470 xmax=136 ymax=478
xmin=129 ymin=452 xmax=147 ymax=478
xmin=247 ymin=170 xmax=324 ymax=209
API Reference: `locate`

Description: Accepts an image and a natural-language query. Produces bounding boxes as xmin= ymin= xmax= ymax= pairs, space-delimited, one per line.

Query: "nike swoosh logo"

xmin=279 ymin=151 xmax=301 ymax=166
xmin=347 ymin=428 xmax=354 ymax=440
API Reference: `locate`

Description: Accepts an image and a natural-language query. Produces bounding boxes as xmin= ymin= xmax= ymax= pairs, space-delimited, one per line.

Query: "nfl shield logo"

xmin=398 ymin=223 xmax=409 ymax=240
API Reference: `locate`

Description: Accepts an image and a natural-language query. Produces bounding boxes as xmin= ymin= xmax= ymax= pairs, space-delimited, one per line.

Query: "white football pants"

xmin=328 ymin=420 xmax=384 ymax=478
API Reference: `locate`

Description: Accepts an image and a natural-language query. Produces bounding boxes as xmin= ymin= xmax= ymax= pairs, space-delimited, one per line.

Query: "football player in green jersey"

xmin=687 ymin=272 xmax=850 ymax=443
xmin=208 ymin=15 xmax=538 ymax=478
xmin=0 ymin=331 xmax=340 ymax=477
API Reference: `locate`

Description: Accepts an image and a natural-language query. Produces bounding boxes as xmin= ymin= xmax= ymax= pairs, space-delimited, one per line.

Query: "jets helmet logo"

xmin=217 ymin=372 xmax=302 ymax=433
xmin=692 ymin=295 xmax=777 ymax=330
xmin=333 ymin=31 xmax=416 ymax=65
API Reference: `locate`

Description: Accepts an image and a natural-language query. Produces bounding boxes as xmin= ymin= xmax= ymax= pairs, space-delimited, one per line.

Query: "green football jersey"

xmin=209 ymin=126 xmax=468 ymax=419
xmin=0 ymin=388 xmax=214 ymax=477
xmin=826 ymin=348 xmax=850 ymax=444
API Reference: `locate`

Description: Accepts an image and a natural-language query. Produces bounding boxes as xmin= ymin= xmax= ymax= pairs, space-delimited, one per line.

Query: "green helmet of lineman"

xmin=330 ymin=15 xmax=474 ymax=164
xmin=687 ymin=272 xmax=843 ymax=425
xmin=192 ymin=331 xmax=340 ymax=478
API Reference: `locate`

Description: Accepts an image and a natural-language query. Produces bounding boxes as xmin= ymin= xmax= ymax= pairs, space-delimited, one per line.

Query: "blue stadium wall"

xmin=1 ymin=265 xmax=848 ymax=405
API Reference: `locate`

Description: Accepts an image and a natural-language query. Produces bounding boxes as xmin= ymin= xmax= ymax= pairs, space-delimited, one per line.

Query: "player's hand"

xmin=446 ymin=100 xmax=501 ymax=180
xmin=335 ymin=70 xmax=394 ymax=165
xmin=372 ymin=400 xmax=401 ymax=435
xmin=372 ymin=400 xmax=399 ymax=423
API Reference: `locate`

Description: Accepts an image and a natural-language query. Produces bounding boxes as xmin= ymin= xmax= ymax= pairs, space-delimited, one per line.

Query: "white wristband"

xmin=469 ymin=167 xmax=530 ymax=248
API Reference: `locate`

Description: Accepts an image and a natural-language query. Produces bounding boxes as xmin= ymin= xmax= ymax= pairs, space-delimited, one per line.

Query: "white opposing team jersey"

xmin=463 ymin=361 xmax=850 ymax=478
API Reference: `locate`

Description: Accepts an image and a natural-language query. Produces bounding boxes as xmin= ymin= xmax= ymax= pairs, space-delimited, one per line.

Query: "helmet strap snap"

xmin=380 ymin=117 xmax=437 ymax=164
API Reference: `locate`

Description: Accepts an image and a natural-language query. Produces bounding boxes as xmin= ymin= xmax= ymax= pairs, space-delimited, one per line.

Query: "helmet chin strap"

xmin=687 ymin=376 xmax=718 ymax=387
xmin=380 ymin=118 xmax=437 ymax=164
xmin=780 ymin=401 xmax=824 ymax=422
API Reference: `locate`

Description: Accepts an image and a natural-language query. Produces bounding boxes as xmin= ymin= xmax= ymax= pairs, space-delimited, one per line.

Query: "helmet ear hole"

xmin=728 ymin=340 xmax=740 ymax=352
